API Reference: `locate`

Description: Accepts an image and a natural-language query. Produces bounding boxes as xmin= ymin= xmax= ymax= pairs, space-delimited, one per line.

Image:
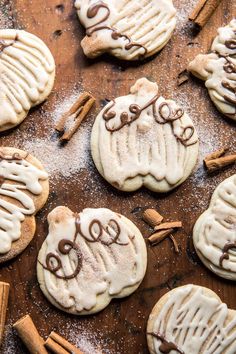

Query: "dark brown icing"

xmin=148 ymin=332 xmax=184 ymax=354
xmin=75 ymin=214 xmax=129 ymax=246
xmin=40 ymin=214 xmax=129 ymax=280
xmin=43 ymin=239 xmax=83 ymax=280
xmin=225 ymin=38 xmax=236 ymax=50
xmin=86 ymin=1 xmax=147 ymax=57
xmin=103 ymin=94 xmax=198 ymax=147
xmin=219 ymin=241 xmax=236 ymax=267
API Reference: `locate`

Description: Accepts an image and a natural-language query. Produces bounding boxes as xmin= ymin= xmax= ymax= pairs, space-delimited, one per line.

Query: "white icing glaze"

xmin=188 ymin=19 xmax=236 ymax=120
xmin=0 ymin=154 xmax=48 ymax=254
xmin=37 ymin=206 xmax=147 ymax=314
xmin=0 ymin=29 xmax=55 ymax=130
xmin=75 ymin=0 xmax=176 ymax=60
xmin=91 ymin=78 xmax=199 ymax=192
xmin=193 ymin=175 xmax=236 ymax=280
xmin=148 ymin=285 xmax=236 ymax=354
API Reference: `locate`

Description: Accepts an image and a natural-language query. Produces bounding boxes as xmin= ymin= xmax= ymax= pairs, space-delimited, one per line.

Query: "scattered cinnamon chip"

xmin=177 ymin=70 xmax=189 ymax=86
xmin=189 ymin=0 xmax=222 ymax=28
xmin=204 ymin=148 xmax=236 ymax=173
xmin=142 ymin=209 xmax=182 ymax=253
xmin=142 ymin=208 xmax=163 ymax=228
xmin=154 ymin=221 xmax=182 ymax=231
xmin=148 ymin=229 xmax=174 ymax=245
xmin=55 ymin=92 xmax=95 ymax=142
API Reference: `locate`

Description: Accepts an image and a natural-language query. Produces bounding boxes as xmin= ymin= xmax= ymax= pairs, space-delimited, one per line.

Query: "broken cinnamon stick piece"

xmin=0 ymin=282 xmax=10 ymax=346
xmin=55 ymin=92 xmax=95 ymax=141
xmin=13 ymin=315 xmax=47 ymax=354
xmin=142 ymin=209 xmax=163 ymax=228
xmin=189 ymin=0 xmax=222 ymax=28
xmin=154 ymin=221 xmax=182 ymax=231
xmin=148 ymin=229 xmax=174 ymax=245
xmin=170 ymin=235 xmax=180 ymax=253
xmin=204 ymin=154 xmax=236 ymax=173
xmin=45 ymin=331 xmax=83 ymax=354
xmin=204 ymin=147 xmax=228 ymax=162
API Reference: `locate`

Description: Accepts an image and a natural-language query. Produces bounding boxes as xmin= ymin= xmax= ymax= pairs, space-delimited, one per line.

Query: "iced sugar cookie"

xmin=75 ymin=0 xmax=176 ymax=60
xmin=91 ymin=78 xmax=199 ymax=192
xmin=0 ymin=29 xmax=55 ymax=131
xmin=0 ymin=147 xmax=49 ymax=264
xmin=188 ymin=19 xmax=236 ymax=121
xmin=193 ymin=175 xmax=236 ymax=280
xmin=147 ymin=284 xmax=236 ymax=354
xmin=37 ymin=206 xmax=147 ymax=315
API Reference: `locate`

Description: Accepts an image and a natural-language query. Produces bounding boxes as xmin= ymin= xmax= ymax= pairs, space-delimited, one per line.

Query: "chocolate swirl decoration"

xmin=75 ymin=214 xmax=129 ymax=246
xmin=219 ymin=241 xmax=236 ymax=267
xmin=147 ymin=332 xmax=184 ymax=354
xmin=41 ymin=239 xmax=83 ymax=280
xmin=86 ymin=1 xmax=147 ymax=57
xmin=103 ymin=95 xmax=198 ymax=147
xmin=40 ymin=215 xmax=129 ymax=280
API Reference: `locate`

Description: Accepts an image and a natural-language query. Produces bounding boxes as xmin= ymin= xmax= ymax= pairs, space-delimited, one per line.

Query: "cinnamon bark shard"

xmin=154 ymin=221 xmax=182 ymax=231
xmin=45 ymin=331 xmax=84 ymax=354
xmin=13 ymin=315 xmax=47 ymax=354
xmin=204 ymin=148 xmax=236 ymax=173
xmin=0 ymin=282 xmax=10 ymax=346
xmin=204 ymin=147 xmax=228 ymax=162
xmin=142 ymin=209 xmax=163 ymax=228
xmin=55 ymin=92 xmax=95 ymax=141
xmin=148 ymin=229 xmax=174 ymax=245
xmin=189 ymin=0 xmax=222 ymax=28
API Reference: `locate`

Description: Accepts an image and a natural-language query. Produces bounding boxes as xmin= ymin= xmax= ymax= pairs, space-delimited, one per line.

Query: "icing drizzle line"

xmin=148 ymin=332 xmax=184 ymax=354
xmin=40 ymin=214 xmax=129 ymax=280
xmin=103 ymin=94 xmax=198 ymax=147
xmin=86 ymin=1 xmax=147 ymax=57
xmin=219 ymin=241 xmax=236 ymax=267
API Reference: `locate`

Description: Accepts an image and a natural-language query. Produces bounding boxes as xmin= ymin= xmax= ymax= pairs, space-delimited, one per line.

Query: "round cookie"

xmin=147 ymin=284 xmax=236 ymax=354
xmin=193 ymin=174 xmax=236 ymax=280
xmin=37 ymin=206 xmax=147 ymax=315
xmin=0 ymin=147 xmax=49 ymax=264
xmin=188 ymin=19 xmax=236 ymax=121
xmin=74 ymin=0 xmax=177 ymax=61
xmin=91 ymin=78 xmax=199 ymax=192
xmin=0 ymin=29 xmax=55 ymax=132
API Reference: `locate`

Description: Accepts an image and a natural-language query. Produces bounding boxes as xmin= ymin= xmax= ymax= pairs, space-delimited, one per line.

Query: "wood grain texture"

xmin=0 ymin=0 xmax=235 ymax=353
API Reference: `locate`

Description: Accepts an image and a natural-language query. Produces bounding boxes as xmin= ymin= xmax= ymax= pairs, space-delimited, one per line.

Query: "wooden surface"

xmin=0 ymin=0 xmax=236 ymax=353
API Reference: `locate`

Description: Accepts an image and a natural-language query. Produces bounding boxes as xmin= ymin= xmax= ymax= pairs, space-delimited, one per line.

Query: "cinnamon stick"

xmin=204 ymin=154 xmax=236 ymax=172
xmin=154 ymin=221 xmax=182 ymax=231
xmin=189 ymin=0 xmax=222 ymax=28
xmin=0 ymin=282 xmax=10 ymax=345
xmin=55 ymin=92 xmax=95 ymax=141
xmin=45 ymin=331 xmax=83 ymax=354
xmin=148 ymin=229 xmax=174 ymax=245
xmin=170 ymin=235 xmax=180 ymax=253
xmin=142 ymin=209 xmax=163 ymax=228
xmin=204 ymin=147 xmax=228 ymax=162
xmin=13 ymin=315 xmax=47 ymax=354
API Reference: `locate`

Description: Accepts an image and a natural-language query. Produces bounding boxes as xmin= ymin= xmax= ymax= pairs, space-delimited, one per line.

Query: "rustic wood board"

xmin=0 ymin=0 xmax=236 ymax=353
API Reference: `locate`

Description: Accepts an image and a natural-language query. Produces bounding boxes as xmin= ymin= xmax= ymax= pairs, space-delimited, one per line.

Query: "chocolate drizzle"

xmin=75 ymin=214 xmax=129 ymax=246
xmin=43 ymin=239 xmax=83 ymax=280
xmin=148 ymin=332 xmax=184 ymax=354
xmin=40 ymin=214 xmax=129 ymax=280
xmin=86 ymin=1 xmax=147 ymax=57
xmin=219 ymin=241 xmax=236 ymax=267
xmin=225 ymin=38 xmax=236 ymax=50
xmin=103 ymin=94 xmax=197 ymax=147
